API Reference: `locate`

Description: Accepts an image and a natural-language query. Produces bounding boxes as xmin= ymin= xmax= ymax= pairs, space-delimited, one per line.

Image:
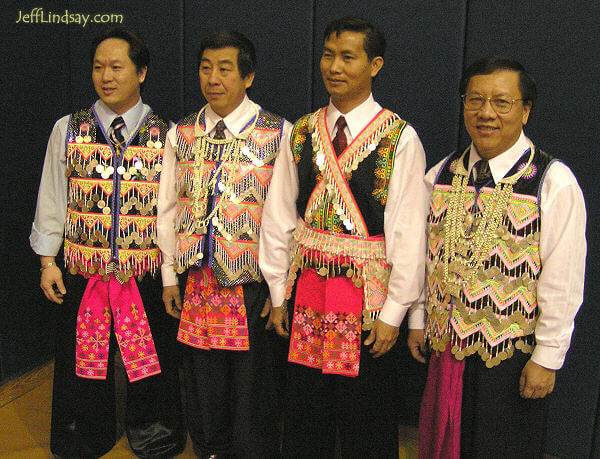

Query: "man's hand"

xmin=262 ymin=296 xmax=273 ymax=327
xmin=267 ymin=301 xmax=289 ymax=338
xmin=162 ymin=285 xmax=182 ymax=319
xmin=519 ymin=359 xmax=556 ymax=399
xmin=41 ymin=264 xmax=66 ymax=304
xmin=408 ymin=328 xmax=427 ymax=363
xmin=364 ymin=319 xmax=399 ymax=358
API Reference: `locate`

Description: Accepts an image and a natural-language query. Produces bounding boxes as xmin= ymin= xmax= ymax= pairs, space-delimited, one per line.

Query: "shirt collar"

xmin=326 ymin=94 xmax=382 ymax=139
xmin=204 ymin=95 xmax=258 ymax=137
xmin=94 ymin=98 xmax=147 ymax=138
xmin=468 ymin=131 xmax=531 ymax=183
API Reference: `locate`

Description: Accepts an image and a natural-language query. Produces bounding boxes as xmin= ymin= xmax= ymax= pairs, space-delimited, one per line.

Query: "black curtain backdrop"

xmin=2 ymin=1 xmax=598 ymax=456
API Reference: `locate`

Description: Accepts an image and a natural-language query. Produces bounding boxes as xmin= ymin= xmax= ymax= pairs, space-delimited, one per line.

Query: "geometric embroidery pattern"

xmin=177 ymin=266 xmax=249 ymax=351
xmin=289 ymin=269 xmax=362 ymax=377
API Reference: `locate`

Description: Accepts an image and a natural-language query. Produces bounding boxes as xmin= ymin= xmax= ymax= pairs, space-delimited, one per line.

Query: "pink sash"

xmin=177 ymin=266 xmax=249 ymax=351
xmin=75 ymin=275 xmax=161 ymax=383
xmin=418 ymin=349 xmax=465 ymax=459
xmin=289 ymin=268 xmax=363 ymax=377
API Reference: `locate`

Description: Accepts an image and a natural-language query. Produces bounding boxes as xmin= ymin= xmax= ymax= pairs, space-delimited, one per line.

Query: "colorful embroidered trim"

xmin=75 ymin=275 xmax=161 ymax=382
xmin=372 ymin=122 xmax=405 ymax=205
xmin=64 ymin=109 xmax=166 ymax=282
xmin=289 ymin=268 xmax=363 ymax=377
xmin=64 ymin=239 xmax=160 ymax=279
xmin=285 ymin=219 xmax=389 ymax=328
xmin=426 ymin=164 xmax=541 ymax=367
xmin=177 ymin=266 xmax=249 ymax=351
xmin=173 ymin=109 xmax=283 ymax=286
xmin=303 ymin=107 xmax=403 ymax=237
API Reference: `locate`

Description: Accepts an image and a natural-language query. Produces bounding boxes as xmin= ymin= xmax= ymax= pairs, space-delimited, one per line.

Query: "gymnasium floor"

xmin=0 ymin=362 xmax=419 ymax=458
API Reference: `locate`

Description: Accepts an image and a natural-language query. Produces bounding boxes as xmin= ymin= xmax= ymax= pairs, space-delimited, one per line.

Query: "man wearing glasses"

xmin=418 ymin=56 xmax=586 ymax=458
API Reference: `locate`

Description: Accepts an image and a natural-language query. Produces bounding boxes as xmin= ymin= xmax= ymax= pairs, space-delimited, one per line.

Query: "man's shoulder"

xmin=291 ymin=110 xmax=320 ymax=134
xmin=143 ymin=110 xmax=169 ymax=129
xmin=62 ymin=106 xmax=96 ymax=134
xmin=290 ymin=112 xmax=316 ymax=146
xmin=536 ymin=152 xmax=580 ymax=190
xmin=178 ymin=111 xmax=200 ymax=127
xmin=256 ymin=108 xmax=285 ymax=129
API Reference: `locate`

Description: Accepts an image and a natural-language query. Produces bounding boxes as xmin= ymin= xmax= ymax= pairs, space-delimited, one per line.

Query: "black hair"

xmin=460 ymin=56 xmax=537 ymax=106
xmin=90 ymin=27 xmax=149 ymax=74
xmin=323 ymin=16 xmax=386 ymax=61
xmin=197 ymin=29 xmax=256 ymax=79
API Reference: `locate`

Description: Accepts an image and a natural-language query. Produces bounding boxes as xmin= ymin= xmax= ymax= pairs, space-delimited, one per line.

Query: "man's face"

xmin=320 ymin=31 xmax=383 ymax=112
xmin=199 ymin=47 xmax=254 ymax=118
xmin=92 ymin=38 xmax=146 ymax=115
xmin=464 ymin=69 xmax=531 ymax=160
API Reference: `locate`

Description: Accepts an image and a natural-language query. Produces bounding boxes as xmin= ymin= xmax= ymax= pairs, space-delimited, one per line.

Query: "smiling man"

xmin=157 ymin=29 xmax=291 ymax=458
xmin=30 ymin=27 xmax=184 ymax=458
xmin=259 ymin=16 xmax=427 ymax=457
xmin=418 ymin=56 xmax=587 ymax=458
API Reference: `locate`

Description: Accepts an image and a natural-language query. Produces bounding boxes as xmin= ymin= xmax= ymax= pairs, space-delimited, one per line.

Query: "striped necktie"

xmin=109 ymin=116 xmax=126 ymax=151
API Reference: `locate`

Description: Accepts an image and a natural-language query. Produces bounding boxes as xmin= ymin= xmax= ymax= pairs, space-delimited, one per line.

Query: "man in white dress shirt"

xmin=418 ymin=56 xmax=587 ymax=459
xmin=157 ymin=29 xmax=291 ymax=458
xmin=259 ymin=16 xmax=428 ymax=457
xmin=30 ymin=27 xmax=184 ymax=458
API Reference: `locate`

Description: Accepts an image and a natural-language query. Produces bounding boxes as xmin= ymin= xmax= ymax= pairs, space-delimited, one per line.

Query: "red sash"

xmin=75 ymin=275 xmax=161 ymax=382
xmin=289 ymin=268 xmax=363 ymax=377
xmin=418 ymin=349 xmax=465 ymax=459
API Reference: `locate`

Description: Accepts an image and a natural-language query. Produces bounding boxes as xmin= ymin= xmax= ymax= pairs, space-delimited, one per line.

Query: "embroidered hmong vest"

xmin=425 ymin=146 xmax=555 ymax=367
xmin=285 ymin=107 xmax=406 ymax=327
xmin=64 ymin=107 xmax=167 ymax=282
xmin=173 ymin=108 xmax=284 ymax=286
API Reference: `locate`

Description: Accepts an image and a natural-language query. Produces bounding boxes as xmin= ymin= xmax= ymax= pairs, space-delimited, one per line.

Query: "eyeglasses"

xmin=461 ymin=94 xmax=523 ymax=114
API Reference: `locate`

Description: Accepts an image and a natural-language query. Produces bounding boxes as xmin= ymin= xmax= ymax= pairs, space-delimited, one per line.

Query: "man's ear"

xmin=244 ymin=72 xmax=255 ymax=90
xmin=137 ymin=66 xmax=148 ymax=84
xmin=370 ymin=56 xmax=384 ymax=78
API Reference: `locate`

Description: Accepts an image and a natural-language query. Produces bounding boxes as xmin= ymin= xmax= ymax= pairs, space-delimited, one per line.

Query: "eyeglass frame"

xmin=461 ymin=93 xmax=525 ymax=114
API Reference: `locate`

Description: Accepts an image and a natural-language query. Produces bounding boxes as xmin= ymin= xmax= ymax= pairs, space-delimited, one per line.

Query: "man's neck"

xmin=330 ymin=92 xmax=371 ymax=114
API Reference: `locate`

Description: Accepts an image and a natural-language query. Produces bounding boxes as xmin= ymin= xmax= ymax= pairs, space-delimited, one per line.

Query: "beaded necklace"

xmin=443 ymin=141 xmax=535 ymax=297
xmin=188 ymin=103 xmax=259 ymax=236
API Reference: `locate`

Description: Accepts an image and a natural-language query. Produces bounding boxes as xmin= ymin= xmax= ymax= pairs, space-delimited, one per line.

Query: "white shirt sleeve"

xmin=30 ymin=116 xmax=70 ymax=256
xmin=259 ymin=122 xmax=297 ymax=308
xmin=530 ymin=160 xmax=587 ymax=369
xmin=157 ymin=126 xmax=180 ymax=287
xmin=377 ymin=125 xmax=428 ymax=328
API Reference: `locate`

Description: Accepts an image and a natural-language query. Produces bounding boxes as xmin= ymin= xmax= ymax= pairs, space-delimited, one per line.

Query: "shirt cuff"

xmin=161 ymin=263 xmax=178 ymax=287
xmin=377 ymin=298 xmax=408 ymax=328
xmin=268 ymin=281 xmax=287 ymax=309
xmin=29 ymin=223 xmax=63 ymax=256
xmin=530 ymin=343 xmax=566 ymax=370
xmin=407 ymin=304 xmax=426 ymax=329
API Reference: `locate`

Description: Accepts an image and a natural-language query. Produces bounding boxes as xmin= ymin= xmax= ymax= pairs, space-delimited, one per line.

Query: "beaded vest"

xmin=64 ymin=107 xmax=167 ymax=282
xmin=285 ymin=107 xmax=405 ymax=328
xmin=425 ymin=145 xmax=554 ymax=367
xmin=173 ymin=107 xmax=284 ymax=286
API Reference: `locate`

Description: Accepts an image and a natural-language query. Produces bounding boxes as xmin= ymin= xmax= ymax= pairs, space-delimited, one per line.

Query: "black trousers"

xmin=280 ymin=285 xmax=426 ymax=459
xmin=460 ymin=350 xmax=549 ymax=459
xmin=182 ymin=278 xmax=281 ymax=458
xmin=50 ymin=273 xmax=185 ymax=458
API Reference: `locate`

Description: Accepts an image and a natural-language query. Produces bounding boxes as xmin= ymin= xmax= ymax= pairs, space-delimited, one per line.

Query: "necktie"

xmin=109 ymin=116 xmax=125 ymax=151
xmin=332 ymin=116 xmax=347 ymax=156
xmin=473 ymin=159 xmax=492 ymax=190
xmin=213 ymin=120 xmax=227 ymax=140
